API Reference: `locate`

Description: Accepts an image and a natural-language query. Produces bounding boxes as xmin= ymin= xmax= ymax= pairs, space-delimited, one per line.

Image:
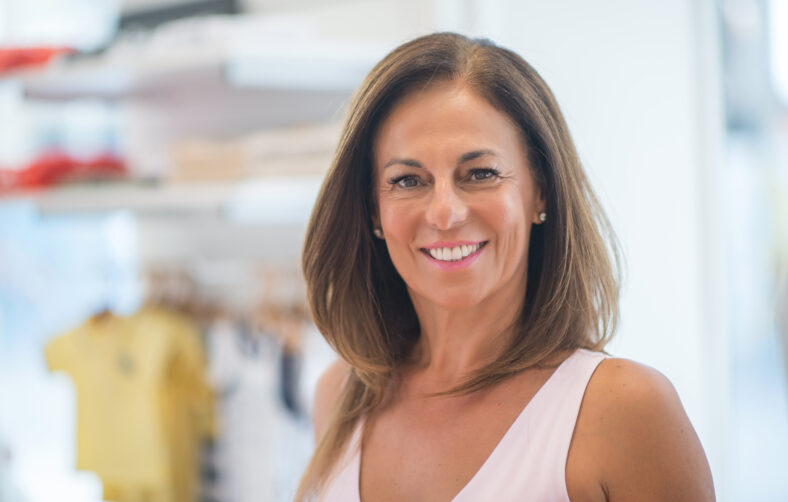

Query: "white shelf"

xmin=15 ymin=48 xmax=224 ymax=100
xmin=225 ymin=42 xmax=387 ymax=91
xmin=18 ymin=41 xmax=387 ymax=101
xmin=0 ymin=177 xmax=323 ymax=223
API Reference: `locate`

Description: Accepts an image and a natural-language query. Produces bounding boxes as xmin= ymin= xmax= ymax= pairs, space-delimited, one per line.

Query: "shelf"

xmin=225 ymin=42 xmax=386 ymax=91
xmin=19 ymin=53 xmax=223 ymax=101
xmin=17 ymin=41 xmax=388 ymax=101
xmin=0 ymin=177 xmax=323 ymax=223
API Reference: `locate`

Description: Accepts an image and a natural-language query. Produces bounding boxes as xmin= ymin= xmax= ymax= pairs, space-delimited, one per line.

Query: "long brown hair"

xmin=297 ymin=32 xmax=621 ymax=500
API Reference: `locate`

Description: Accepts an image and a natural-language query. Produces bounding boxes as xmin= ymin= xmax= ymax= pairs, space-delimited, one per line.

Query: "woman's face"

xmin=373 ymin=80 xmax=545 ymax=310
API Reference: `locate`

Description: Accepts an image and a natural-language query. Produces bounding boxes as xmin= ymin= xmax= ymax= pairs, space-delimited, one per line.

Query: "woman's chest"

xmin=355 ymin=371 xmax=609 ymax=502
xmin=358 ymin=411 xmax=503 ymax=501
xmin=358 ymin=374 xmax=547 ymax=502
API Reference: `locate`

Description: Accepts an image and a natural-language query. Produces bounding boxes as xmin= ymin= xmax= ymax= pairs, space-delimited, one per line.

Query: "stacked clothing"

xmin=169 ymin=122 xmax=341 ymax=182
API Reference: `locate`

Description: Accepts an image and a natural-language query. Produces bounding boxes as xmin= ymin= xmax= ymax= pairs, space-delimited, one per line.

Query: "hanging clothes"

xmin=207 ymin=318 xmax=278 ymax=502
xmin=207 ymin=316 xmax=318 ymax=502
xmin=44 ymin=307 xmax=214 ymax=502
xmin=0 ymin=434 xmax=27 ymax=502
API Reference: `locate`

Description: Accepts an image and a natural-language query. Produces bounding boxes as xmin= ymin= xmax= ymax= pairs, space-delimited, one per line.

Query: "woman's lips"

xmin=420 ymin=241 xmax=488 ymax=270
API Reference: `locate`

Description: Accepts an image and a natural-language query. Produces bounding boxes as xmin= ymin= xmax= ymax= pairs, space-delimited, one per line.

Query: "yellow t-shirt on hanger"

xmin=134 ymin=306 xmax=216 ymax=502
xmin=45 ymin=309 xmax=214 ymax=502
xmin=45 ymin=313 xmax=174 ymax=501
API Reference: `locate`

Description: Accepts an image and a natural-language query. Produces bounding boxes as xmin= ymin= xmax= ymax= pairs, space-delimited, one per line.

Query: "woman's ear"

xmin=370 ymin=171 xmax=385 ymax=238
xmin=370 ymin=211 xmax=384 ymax=239
xmin=371 ymin=220 xmax=384 ymax=239
xmin=533 ymin=190 xmax=547 ymax=224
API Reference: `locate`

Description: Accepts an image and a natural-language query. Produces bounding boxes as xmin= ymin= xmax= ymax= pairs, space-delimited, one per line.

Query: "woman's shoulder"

xmin=312 ymin=358 xmax=352 ymax=441
xmin=591 ymin=356 xmax=675 ymax=400
xmin=586 ymin=356 xmax=692 ymax=431
xmin=571 ymin=356 xmax=715 ymax=501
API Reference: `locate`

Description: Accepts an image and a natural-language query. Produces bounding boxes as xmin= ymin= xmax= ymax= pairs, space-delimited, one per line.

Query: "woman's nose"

xmin=425 ymin=178 xmax=469 ymax=230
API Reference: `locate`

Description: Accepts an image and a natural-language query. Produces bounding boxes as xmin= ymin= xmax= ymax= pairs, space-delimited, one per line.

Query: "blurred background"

xmin=0 ymin=0 xmax=786 ymax=501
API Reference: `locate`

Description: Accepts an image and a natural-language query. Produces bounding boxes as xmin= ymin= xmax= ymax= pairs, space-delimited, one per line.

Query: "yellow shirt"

xmin=135 ymin=307 xmax=215 ymax=502
xmin=45 ymin=308 xmax=214 ymax=502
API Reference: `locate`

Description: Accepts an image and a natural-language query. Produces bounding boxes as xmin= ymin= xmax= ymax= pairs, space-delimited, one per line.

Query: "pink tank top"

xmin=319 ymin=348 xmax=608 ymax=501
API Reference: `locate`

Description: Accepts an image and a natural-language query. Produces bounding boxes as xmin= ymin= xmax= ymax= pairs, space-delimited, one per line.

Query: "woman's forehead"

xmin=373 ymin=82 xmax=525 ymax=163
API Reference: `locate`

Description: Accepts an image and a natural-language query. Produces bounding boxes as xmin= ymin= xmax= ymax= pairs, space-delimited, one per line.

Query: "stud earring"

xmin=373 ymin=228 xmax=384 ymax=238
xmin=538 ymin=212 xmax=547 ymax=223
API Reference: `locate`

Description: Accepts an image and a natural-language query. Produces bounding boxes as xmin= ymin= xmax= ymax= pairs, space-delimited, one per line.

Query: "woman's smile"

xmin=419 ymin=241 xmax=489 ymax=270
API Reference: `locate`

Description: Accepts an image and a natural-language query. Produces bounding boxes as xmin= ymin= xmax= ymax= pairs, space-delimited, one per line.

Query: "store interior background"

xmin=1 ymin=0 xmax=787 ymax=501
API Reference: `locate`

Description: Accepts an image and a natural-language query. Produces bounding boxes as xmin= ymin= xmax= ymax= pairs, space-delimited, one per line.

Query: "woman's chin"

xmin=410 ymin=290 xmax=486 ymax=312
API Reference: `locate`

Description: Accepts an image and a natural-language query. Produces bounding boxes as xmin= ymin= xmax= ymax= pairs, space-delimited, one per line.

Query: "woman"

xmin=298 ymin=33 xmax=715 ymax=501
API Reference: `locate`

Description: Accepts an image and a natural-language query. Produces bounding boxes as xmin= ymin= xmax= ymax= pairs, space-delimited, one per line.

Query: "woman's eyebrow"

xmin=382 ymin=149 xmax=499 ymax=169
xmin=457 ymin=149 xmax=498 ymax=164
xmin=383 ymin=158 xmax=423 ymax=169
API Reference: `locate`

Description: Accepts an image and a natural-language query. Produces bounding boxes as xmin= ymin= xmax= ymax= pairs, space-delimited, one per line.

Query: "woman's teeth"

xmin=427 ymin=243 xmax=483 ymax=262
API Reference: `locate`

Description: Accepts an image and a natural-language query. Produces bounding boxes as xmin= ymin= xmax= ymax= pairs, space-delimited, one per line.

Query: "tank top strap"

xmin=517 ymin=348 xmax=608 ymax=499
xmin=318 ymin=417 xmax=363 ymax=502
xmin=455 ymin=348 xmax=608 ymax=502
xmin=524 ymin=348 xmax=608 ymax=494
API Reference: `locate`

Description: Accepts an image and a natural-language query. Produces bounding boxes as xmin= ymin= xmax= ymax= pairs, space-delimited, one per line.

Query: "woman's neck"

xmin=406 ymin=279 xmax=525 ymax=389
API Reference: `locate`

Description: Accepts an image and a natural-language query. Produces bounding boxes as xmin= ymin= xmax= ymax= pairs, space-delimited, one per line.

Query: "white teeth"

xmin=427 ymin=243 xmax=483 ymax=262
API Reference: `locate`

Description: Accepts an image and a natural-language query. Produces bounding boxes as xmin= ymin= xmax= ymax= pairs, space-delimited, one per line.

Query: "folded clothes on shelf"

xmin=0 ymin=47 xmax=74 ymax=75
xmin=169 ymin=122 xmax=340 ymax=182
xmin=0 ymin=151 xmax=127 ymax=192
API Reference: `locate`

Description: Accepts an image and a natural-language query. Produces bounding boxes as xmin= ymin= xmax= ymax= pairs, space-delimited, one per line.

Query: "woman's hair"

xmin=297 ymin=32 xmax=621 ymax=499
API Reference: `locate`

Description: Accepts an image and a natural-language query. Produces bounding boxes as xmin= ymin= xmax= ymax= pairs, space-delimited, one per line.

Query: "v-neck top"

xmin=318 ymin=348 xmax=608 ymax=502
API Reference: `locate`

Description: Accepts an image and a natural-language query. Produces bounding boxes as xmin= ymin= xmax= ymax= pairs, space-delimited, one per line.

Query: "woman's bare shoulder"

xmin=312 ymin=358 xmax=352 ymax=441
xmin=577 ymin=357 xmax=715 ymax=501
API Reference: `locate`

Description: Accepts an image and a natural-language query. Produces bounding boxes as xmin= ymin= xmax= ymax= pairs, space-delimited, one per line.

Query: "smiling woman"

xmin=298 ymin=32 xmax=715 ymax=501
xmin=373 ymin=80 xmax=544 ymax=312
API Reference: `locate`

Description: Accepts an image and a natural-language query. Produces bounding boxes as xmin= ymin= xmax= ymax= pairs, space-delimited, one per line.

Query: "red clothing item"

xmin=0 ymin=47 xmax=73 ymax=75
xmin=0 ymin=151 xmax=127 ymax=191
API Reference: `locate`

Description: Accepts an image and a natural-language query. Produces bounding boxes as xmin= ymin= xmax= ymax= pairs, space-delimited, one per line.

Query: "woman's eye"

xmin=389 ymin=175 xmax=421 ymax=188
xmin=468 ymin=168 xmax=500 ymax=181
